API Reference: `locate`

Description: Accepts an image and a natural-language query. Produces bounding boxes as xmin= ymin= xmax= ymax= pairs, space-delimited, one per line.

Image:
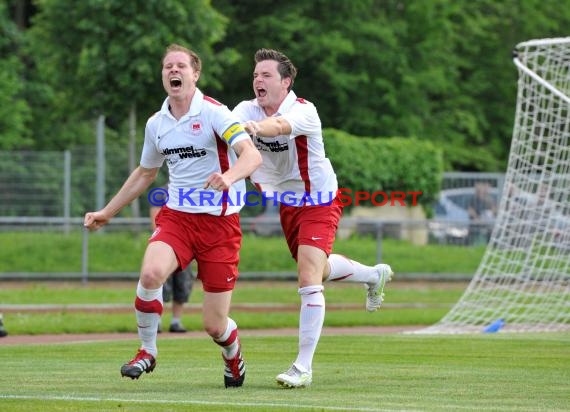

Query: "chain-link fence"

xmin=0 ymin=149 xmax=505 ymax=239
xmin=0 ymin=147 xmax=154 ymax=220
xmin=0 ymin=148 xmax=507 ymax=279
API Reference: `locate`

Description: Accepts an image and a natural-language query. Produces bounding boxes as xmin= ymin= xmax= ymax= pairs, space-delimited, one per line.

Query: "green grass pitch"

xmin=0 ymin=333 xmax=568 ymax=411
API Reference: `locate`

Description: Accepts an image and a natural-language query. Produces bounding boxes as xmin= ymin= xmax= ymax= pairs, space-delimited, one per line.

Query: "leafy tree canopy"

xmin=213 ymin=0 xmax=570 ymax=171
xmin=0 ymin=1 xmax=32 ymax=149
xmin=24 ymin=0 xmax=236 ymax=148
xmin=4 ymin=0 xmax=570 ymax=170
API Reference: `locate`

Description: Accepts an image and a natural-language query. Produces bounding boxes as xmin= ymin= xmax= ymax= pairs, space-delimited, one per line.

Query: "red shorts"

xmin=279 ymin=198 xmax=344 ymax=260
xmin=150 ymin=206 xmax=241 ymax=293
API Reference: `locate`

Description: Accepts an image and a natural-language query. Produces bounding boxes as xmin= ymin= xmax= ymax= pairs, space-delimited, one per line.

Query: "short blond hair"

xmin=163 ymin=44 xmax=202 ymax=73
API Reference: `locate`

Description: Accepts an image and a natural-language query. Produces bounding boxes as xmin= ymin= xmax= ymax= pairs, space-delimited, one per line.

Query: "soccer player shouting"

xmin=84 ymin=44 xmax=261 ymax=388
xmin=234 ymin=48 xmax=393 ymax=388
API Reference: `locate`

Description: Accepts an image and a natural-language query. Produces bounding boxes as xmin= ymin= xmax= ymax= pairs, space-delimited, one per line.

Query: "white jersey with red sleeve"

xmin=141 ymin=88 xmax=250 ymax=215
xmin=233 ymin=91 xmax=338 ymax=206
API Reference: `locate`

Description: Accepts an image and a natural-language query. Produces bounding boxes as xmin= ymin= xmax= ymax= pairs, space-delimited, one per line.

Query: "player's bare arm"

xmin=84 ymin=166 xmax=159 ymax=231
xmin=243 ymin=117 xmax=291 ymax=138
xmin=204 ymin=139 xmax=261 ymax=191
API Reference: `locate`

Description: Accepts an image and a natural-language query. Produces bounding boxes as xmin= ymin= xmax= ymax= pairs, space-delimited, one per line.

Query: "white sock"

xmin=171 ymin=317 xmax=181 ymax=325
xmin=134 ymin=281 xmax=163 ymax=357
xmin=294 ymin=285 xmax=325 ymax=372
xmin=214 ymin=317 xmax=240 ymax=358
xmin=326 ymin=254 xmax=378 ymax=284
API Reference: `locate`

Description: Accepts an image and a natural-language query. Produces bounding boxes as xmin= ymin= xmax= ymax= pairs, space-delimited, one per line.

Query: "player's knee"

xmin=140 ymin=266 xmax=167 ymax=289
xmin=203 ymin=322 xmax=225 ymax=338
xmin=298 ymin=271 xmax=324 ymax=289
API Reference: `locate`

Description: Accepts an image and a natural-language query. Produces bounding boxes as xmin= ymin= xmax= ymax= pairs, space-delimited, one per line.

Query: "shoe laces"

xmin=224 ymin=350 xmax=243 ymax=378
xmin=129 ymin=349 xmax=152 ymax=365
xmin=286 ymin=364 xmax=306 ymax=377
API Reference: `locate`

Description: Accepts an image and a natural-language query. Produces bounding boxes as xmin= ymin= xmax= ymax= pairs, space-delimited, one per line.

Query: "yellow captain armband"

xmin=222 ymin=122 xmax=247 ymax=145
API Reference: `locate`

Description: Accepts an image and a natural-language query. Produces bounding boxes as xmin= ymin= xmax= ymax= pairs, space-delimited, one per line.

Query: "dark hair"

xmin=254 ymin=48 xmax=297 ymax=91
xmin=163 ymin=44 xmax=202 ymax=73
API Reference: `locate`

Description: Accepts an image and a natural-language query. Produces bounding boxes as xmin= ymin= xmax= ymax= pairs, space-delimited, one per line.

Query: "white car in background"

xmin=429 ymin=187 xmax=500 ymax=244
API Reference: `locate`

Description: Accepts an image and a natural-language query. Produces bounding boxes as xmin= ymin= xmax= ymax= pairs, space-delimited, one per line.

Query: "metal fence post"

xmin=82 ymin=227 xmax=89 ymax=285
xmin=63 ymin=150 xmax=71 ymax=234
xmin=96 ymin=115 xmax=106 ymax=211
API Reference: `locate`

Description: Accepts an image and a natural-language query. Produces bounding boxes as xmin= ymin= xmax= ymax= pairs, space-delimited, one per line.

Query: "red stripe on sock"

xmin=217 ymin=328 xmax=238 ymax=347
xmin=135 ymin=296 xmax=163 ymax=315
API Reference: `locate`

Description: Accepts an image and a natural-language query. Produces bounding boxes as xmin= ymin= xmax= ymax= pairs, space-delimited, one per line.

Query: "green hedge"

xmin=323 ymin=128 xmax=443 ymax=210
xmin=0 ymin=130 xmax=442 ymax=217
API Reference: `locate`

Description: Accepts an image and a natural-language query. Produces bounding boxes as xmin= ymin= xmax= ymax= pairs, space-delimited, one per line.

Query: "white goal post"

xmin=418 ymin=37 xmax=570 ymax=334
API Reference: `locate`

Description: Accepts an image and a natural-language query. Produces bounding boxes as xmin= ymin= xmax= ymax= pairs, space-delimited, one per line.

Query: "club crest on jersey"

xmin=191 ymin=122 xmax=202 ymax=135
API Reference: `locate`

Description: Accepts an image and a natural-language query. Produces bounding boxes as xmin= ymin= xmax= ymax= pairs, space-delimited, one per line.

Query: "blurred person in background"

xmin=467 ymin=182 xmax=497 ymax=222
xmin=84 ymin=44 xmax=261 ymax=388
xmin=467 ymin=181 xmax=497 ymax=243
xmin=0 ymin=313 xmax=7 ymax=337
xmin=234 ymin=48 xmax=394 ymax=388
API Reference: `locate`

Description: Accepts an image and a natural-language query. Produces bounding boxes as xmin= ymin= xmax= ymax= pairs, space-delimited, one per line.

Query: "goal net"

xmin=419 ymin=37 xmax=570 ymax=334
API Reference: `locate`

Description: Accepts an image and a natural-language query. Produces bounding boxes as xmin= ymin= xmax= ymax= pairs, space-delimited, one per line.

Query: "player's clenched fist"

xmin=84 ymin=211 xmax=110 ymax=231
xmin=204 ymin=172 xmax=232 ymax=191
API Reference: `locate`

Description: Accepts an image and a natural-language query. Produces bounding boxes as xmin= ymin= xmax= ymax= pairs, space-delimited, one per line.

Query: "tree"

xmin=24 ymin=0 xmax=236 ymax=216
xmin=11 ymin=0 xmax=570 ymax=171
xmin=212 ymin=0 xmax=570 ymax=171
xmin=0 ymin=1 xmax=32 ymax=149
xmin=25 ymin=0 xmax=237 ymax=145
